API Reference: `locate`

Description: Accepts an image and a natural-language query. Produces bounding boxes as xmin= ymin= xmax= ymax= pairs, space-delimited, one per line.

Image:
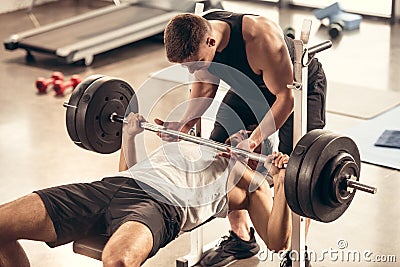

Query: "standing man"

xmin=158 ymin=10 xmax=326 ymax=267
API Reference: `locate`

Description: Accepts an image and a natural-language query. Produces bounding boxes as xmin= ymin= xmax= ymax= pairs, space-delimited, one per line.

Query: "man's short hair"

xmin=164 ymin=13 xmax=211 ymax=62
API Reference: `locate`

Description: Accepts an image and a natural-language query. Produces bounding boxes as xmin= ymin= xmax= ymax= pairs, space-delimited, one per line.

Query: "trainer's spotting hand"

xmin=220 ymin=136 xmax=258 ymax=162
xmin=154 ymin=118 xmax=191 ymax=142
xmin=236 ymin=137 xmax=258 ymax=153
xmin=123 ymin=113 xmax=146 ymax=137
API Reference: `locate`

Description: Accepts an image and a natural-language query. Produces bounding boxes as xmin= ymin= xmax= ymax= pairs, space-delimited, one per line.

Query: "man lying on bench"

xmin=0 ymin=113 xmax=291 ymax=267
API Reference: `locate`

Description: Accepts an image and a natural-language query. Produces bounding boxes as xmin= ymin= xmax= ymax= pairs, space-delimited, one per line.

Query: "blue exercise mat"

xmin=375 ymin=130 xmax=400 ymax=149
xmin=344 ymin=105 xmax=400 ymax=170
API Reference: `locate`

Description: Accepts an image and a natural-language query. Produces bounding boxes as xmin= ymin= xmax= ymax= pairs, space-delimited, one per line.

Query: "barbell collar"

xmin=110 ymin=112 xmax=125 ymax=123
xmin=63 ymin=102 xmax=77 ymax=109
xmin=346 ymin=177 xmax=377 ymax=194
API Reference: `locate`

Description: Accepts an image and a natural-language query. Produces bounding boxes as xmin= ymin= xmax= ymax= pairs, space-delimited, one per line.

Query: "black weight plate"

xmin=297 ymin=131 xmax=338 ymax=220
xmin=297 ymin=132 xmax=339 ymax=220
xmin=311 ymin=136 xmax=360 ymax=222
xmin=74 ymin=77 xmax=110 ymax=152
xmin=66 ymin=74 xmax=104 ymax=150
xmin=75 ymin=76 xmax=137 ymax=154
xmin=299 ymin=132 xmax=360 ymax=222
xmin=311 ymin=137 xmax=360 ymax=222
xmin=284 ymin=129 xmax=328 ymax=217
xmin=320 ymin=153 xmax=358 ymax=208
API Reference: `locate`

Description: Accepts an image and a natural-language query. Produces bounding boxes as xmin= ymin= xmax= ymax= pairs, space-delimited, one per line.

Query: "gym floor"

xmin=0 ymin=0 xmax=399 ymax=266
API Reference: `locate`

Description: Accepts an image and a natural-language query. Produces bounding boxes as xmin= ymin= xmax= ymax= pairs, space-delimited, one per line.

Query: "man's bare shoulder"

xmin=242 ymin=15 xmax=282 ymax=43
xmin=241 ymin=15 xmax=288 ymax=75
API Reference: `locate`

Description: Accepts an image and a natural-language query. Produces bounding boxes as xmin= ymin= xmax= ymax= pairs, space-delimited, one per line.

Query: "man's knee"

xmin=102 ymin=239 xmax=147 ymax=267
xmin=102 ymin=221 xmax=153 ymax=267
xmin=102 ymin=251 xmax=142 ymax=267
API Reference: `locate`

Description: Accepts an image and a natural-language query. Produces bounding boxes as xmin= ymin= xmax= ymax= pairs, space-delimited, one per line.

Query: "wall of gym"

xmin=0 ymin=0 xmax=55 ymax=14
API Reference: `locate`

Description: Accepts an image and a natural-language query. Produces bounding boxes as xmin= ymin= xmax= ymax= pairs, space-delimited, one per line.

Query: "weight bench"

xmin=73 ymin=227 xmax=217 ymax=267
xmin=73 ymin=235 xmax=108 ymax=261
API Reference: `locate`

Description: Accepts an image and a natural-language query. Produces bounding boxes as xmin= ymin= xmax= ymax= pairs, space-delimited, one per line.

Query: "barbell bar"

xmin=110 ymin=112 xmax=270 ymax=163
xmin=109 ymin=112 xmax=376 ymax=196
xmin=63 ymin=75 xmax=377 ymax=223
xmin=346 ymin=177 xmax=377 ymax=194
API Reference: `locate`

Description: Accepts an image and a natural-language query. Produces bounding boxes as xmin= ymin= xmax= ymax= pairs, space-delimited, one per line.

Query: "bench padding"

xmin=73 ymin=235 xmax=109 ymax=261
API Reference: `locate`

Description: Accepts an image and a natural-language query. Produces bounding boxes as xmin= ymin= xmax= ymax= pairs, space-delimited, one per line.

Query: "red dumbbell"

xmin=36 ymin=72 xmax=64 ymax=93
xmin=53 ymin=75 xmax=82 ymax=96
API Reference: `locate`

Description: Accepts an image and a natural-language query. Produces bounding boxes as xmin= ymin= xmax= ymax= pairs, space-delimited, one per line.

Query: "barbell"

xmin=63 ymin=75 xmax=377 ymax=223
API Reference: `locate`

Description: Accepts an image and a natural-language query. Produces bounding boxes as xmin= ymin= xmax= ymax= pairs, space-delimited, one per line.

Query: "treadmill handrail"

xmin=56 ymin=11 xmax=179 ymax=57
xmin=198 ymin=8 xmax=224 ymax=18
xmin=5 ymin=1 xmax=136 ymax=43
xmin=70 ymin=22 xmax=168 ymax=64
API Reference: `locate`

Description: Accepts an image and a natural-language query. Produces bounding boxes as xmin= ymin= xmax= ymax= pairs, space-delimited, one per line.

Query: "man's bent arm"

xmin=119 ymin=148 xmax=128 ymax=172
xmin=119 ymin=113 xmax=145 ymax=171
xmin=119 ymin=140 xmax=138 ymax=171
xmin=238 ymin=155 xmax=292 ymax=251
xmin=245 ymin=17 xmax=294 ymax=148
xmin=157 ymin=69 xmax=220 ymax=133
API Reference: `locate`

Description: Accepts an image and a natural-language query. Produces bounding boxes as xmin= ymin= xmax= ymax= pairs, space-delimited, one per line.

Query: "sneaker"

xmin=280 ymin=246 xmax=311 ymax=267
xmin=199 ymin=227 xmax=260 ymax=267
xmin=280 ymin=250 xmax=292 ymax=267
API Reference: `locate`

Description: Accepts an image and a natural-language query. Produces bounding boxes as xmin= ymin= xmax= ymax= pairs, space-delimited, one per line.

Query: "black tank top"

xmin=203 ymin=11 xmax=296 ymax=89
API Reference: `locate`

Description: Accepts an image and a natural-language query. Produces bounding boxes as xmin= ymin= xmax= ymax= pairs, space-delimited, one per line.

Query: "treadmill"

xmin=4 ymin=0 xmax=222 ymax=65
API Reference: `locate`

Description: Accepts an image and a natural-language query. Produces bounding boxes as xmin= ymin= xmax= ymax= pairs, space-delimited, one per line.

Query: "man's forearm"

xmin=121 ymin=135 xmax=138 ymax=170
xmin=180 ymin=86 xmax=216 ymax=130
xmin=119 ymin=113 xmax=145 ymax=170
xmin=250 ymin=110 xmax=276 ymax=147
xmin=178 ymin=75 xmax=219 ymax=130
xmin=267 ymin=174 xmax=292 ymax=251
xmin=250 ymin=94 xmax=294 ymax=147
xmin=119 ymin=149 xmax=128 ymax=171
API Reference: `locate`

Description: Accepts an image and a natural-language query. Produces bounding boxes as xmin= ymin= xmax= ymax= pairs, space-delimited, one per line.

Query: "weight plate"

xmin=312 ymin=138 xmax=360 ymax=222
xmin=297 ymin=131 xmax=338 ymax=220
xmin=284 ymin=129 xmax=328 ymax=218
xmin=75 ymin=77 xmax=137 ymax=154
xmin=65 ymin=74 xmax=104 ymax=150
xmin=320 ymin=153 xmax=358 ymax=207
xmin=298 ymin=131 xmax=360 ymax=222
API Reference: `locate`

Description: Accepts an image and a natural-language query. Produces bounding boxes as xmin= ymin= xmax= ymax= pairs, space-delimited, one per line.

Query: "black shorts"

xmin=34 ymin=177 xmax=182 ymax=258
xmin=210 ymin=58 xmax=327 ymax=155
